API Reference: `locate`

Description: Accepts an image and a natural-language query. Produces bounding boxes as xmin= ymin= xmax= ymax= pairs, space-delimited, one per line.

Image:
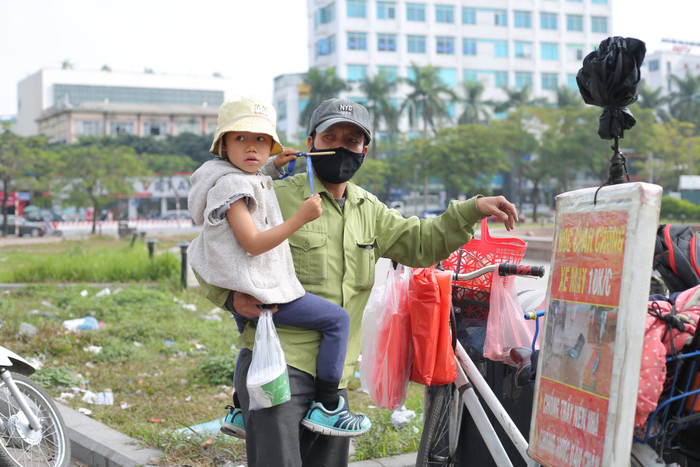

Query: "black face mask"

xmin=310 ymin=146 xmax=365 ymax=184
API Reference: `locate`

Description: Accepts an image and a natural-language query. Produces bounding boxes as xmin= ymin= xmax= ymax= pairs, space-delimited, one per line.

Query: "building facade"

xmin=274 ymin=0 xmax=613 ymax=140
xmin=643 ymin=40 xmax=700 ymax=95
xmin=17 ymin=68 xmax=226 ymax=143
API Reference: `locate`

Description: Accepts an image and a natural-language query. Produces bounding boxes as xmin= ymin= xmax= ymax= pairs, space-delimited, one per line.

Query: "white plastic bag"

xmin=246 ymin=309 xmax=291 ymax=410
xmin=360 ymin=266 xmax=413 ymax=410
xmin=483 ymin=276 xmax=537 ymax=361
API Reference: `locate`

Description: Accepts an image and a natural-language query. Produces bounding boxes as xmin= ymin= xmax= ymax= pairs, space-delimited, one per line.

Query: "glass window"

xmin=463 ymin=38 xmax=476 ymax=56
xmin=540 ymin=12 xmax=557 ymax=30
xmin=377 ymin=66 xmax=398 ymax=82
xmin=567 ymin=74 xmax=578 ymax=90
xmin=406 ymin=3 xmax=425 ymax=21
xmin=541 ymin=42 xmax=558 ymax=60
xmin=75 ymin=120 xmax=101 ymax=136
xmin=435 ymin=5 xmax=454 ymax=23
xmin=316 ymin=4 xmax=335 ymax=26
xmin=541 ymin=73 xmax=558 ymax=90
xmin=567 ymin=14 xmax=583 ymax=32
xmin=347 ymin=32 xmax=367 ymax=50
xmin=494 ymin=9 xmax=507 ymax=26
xmin=462 ymin=7 xmax=475 ymax=24
xmin=347 ymin=0 xmax=367 ymax=18
xmin=143 ymin=121 xmax=167 ymax=136
xmin=444 ymin=100 xmax=456 ymax=118
xmin=436 ymin=36 xmax=455 ymax=55
xmin=567 ymin=43 xmax=585 ymax=61
xmin=276 ymin=100 xmax=287 ymax=121
xmin=494 ymin=71 xmax=508 ymax=88
xmin=514 ymin=11 xmax=531 ymax=28
xmin=376 ymin=1 xmax=396 ymax=19
xmin=649 ymin=60 xmax=660 ymax=72
xmin=515 ymin=72 xmax=533 ymax=90
xmin=53 ymin=84 xmax=223 ymax=108
xmin=591 ymin=16 xmax=608 ymax=33
xmin=316 ymin=36 xmax=336 ymax=56
xmin=514 ymin=41 xmax=533 ymax=59
xmin=463 ymin=69 xmax=477 ymax=83
xmin=377 ymin=33 xmax=397 ymax=52
xmin=494 ymin=40 xmax=508 ymax=58
xmin=438 ymin=68 xmax=457 ymax=87
xmin=347 ymin=64 xmax=368 ymax=82
xmin=566 ymin=0 xmax=582 ymax=2
xmin=591 ymin=0 xmax=607 ymax=3
xmin=407 ymin=35 xmax=426 ymax=53
xmin=109 ymin=121 xmax=135 ymax=135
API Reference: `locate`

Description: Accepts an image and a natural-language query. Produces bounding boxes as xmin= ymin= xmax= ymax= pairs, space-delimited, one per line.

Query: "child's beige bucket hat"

xmin=209 ymin=96 xmax=283 ymax=157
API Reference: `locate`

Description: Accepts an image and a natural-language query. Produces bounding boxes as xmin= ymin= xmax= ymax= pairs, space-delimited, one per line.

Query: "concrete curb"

xmin=58 ymin=399 xmax=417 ymax=467
xmin=349 ymin=453 xmax=416 ymax=466
xmin=57 ymin=402 xmax=163 ymax=467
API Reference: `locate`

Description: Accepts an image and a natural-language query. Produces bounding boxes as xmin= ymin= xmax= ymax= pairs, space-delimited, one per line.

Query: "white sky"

xmin=2 ymin=0 xmax=699 ymax=117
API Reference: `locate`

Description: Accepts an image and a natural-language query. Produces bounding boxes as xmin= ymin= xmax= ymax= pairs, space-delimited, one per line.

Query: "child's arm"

xmin=273 ymin=147 xmax=300 ymax=169
xmin=226 ymin=194 xmax=322 ymax=256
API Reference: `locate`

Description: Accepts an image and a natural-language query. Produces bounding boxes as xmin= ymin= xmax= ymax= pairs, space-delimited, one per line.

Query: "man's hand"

xmin=232 ymin=291 xmax=278 ymax=318
xmin=476 ymin=196 xmax=519 ymax=231
xmin=274 ymin=147 xmax=300 ymax=169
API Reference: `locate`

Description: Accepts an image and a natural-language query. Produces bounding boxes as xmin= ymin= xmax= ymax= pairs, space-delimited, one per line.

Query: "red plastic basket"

xmin=441 ymin=218 xmax=526 ymax=321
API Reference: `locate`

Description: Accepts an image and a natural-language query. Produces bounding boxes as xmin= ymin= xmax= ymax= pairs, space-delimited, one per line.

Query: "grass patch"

xmin=0 ymin=236 xmax=426 ymax=465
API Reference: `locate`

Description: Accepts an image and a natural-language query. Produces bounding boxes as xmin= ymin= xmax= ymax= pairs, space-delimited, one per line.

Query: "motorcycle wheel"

xmin=0 ymin=373 xmax=71 ymax=467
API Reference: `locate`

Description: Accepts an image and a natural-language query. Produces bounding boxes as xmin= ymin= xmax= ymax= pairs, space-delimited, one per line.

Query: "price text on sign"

xmin=550 ymin=211 xmax=627 ymax=307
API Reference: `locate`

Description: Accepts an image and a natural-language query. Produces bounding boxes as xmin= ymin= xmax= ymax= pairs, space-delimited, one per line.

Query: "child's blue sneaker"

xmin=220 ymin=405 xmax=245 ymax=439
xmin=301 ymin=398 xmax=371 ymax=437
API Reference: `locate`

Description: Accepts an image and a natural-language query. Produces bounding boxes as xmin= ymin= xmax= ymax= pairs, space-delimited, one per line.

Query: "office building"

xmin=275 ymin=0 xmax=613 ymax=140
xmin=17 ymin=68 xmax=226 ymax=143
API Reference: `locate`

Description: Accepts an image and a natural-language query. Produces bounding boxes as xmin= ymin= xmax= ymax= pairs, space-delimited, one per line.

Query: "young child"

xmin=187 ymin=96 xmax=371 ymax=439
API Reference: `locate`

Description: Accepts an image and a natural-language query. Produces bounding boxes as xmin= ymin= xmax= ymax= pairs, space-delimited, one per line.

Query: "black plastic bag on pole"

xmin=576 ymin=36 xmax=646 ymax=140
xmin=576 ymin=37 xmax=646 ymax=195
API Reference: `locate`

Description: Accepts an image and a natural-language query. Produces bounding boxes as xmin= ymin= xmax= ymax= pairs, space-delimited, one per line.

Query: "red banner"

xmin=549 ymin=211 xmax=627 ymax=307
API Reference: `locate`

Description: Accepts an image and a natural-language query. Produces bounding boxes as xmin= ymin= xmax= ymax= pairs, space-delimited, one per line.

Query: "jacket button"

xmin=304 ymin=241 xmax=309 ymax=248
xmin=260 ymin=182 xmax=264 ymax=188
xmin=267 ymin=181 xmax=272 ymax=189
xmin=265 ymin=217 xmax=269 ymax=224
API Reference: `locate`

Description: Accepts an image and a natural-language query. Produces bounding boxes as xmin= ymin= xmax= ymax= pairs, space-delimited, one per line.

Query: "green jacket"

xmin=196 ymin=171 xmax=486 ymax=387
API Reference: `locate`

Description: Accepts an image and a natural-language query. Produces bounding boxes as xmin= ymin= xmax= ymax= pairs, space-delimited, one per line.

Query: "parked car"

xmin=0 ymin=215 xmax=48 ymax=237
xmin=22 ymin=207 xmax=65 ymax=223
xmin=158 ymin=210 xmax=193 ymax=224
xmin=418 ymin=209 xmax=445 ymax=219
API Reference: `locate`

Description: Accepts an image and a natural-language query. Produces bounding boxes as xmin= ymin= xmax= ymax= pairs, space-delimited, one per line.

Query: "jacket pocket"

xmin=289 ymin=231 xmax=328 ymax=285
xmin=354 ymin=237 xmax=377 ymax=290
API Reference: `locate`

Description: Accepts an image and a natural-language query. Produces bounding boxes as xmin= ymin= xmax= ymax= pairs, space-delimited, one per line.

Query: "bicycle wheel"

xmin=0 ymin=373 xmax=71 ymax=467
xmin=416 ymin=383 xmax=463 ymax=466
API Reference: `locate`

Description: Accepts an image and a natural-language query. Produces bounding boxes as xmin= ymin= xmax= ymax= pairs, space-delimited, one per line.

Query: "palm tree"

xmin=360 ymin=71 xmax=399 ymax=157
xmin=667 ymin=71 xmax=700 ymax=126
xmin=555 ymin=86 xmax=584 ymax=109
xmin=61 ymin=60 xmax=74 ymax=70
xmin=402 ymin=63 xmax=457 ymax=136
xmin=636 ymin=81 xmax=670 ymax=123
xmin=458 ymin=80 xmax=491 ymax=125
xmin=299 ymin=68 xmax=350 ymax=129
xmin=490 ymin=84 xmax=547 ymax=115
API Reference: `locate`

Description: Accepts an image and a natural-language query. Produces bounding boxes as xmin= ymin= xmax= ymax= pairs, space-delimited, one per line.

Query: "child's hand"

xmin=297 ymin=194 xmax=322 ymax=223
xmin=274 ymin=147 xmax=300 ymax=169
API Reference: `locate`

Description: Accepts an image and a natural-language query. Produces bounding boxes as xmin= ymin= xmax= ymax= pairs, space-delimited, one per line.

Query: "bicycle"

xmin=416 ymin=261 xmax=700 ymax=467
xmin=0 ymin=344 xmax=71 ymax=466
xmin=416 ymin=261 xmax=545 ymax=467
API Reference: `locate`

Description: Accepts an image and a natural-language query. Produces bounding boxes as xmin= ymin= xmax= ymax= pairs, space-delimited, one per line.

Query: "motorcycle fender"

xmin=0 ymin=346 xmax=36 ymax=376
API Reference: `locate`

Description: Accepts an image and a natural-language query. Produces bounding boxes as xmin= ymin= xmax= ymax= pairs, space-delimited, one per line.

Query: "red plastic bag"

xmin=408 ymin=267 xmax=457 ymax=385
xmin=360 ymin=266 xmax=413 ymax=409
xmin=483 ymin=275 xmax=537 ymax=361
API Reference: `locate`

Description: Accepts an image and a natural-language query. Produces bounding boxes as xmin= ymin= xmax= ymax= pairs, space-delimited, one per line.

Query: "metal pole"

xmin=146 ymin=238 xmax=157 ymax=258
xmin=178 ymin=241 xmax=189 ymax=289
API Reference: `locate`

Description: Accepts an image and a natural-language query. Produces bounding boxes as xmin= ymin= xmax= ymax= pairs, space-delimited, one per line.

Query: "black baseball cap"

xmin=309 ymin=98 xmax=372 ymax=144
